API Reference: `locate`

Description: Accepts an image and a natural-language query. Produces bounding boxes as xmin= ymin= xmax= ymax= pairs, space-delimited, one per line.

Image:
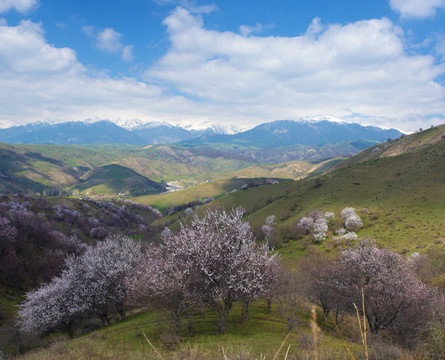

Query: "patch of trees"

xmin=15 ymin=205 xmax=441 ymax=348
xmin=0 ymin=197 xmax=87 ymax=290
xmin=17 ymin=207 xmax=279 ymax=338
xmin=299 ymin=240 xmax=441 ymax=340
xmin=17 ymin=235 xmax=142 ymax=337
xmin=241 ymin=179 xmax=279 ymax=190
xmin=289 ymin=207 xmax=364 ymax=243
xmin=165 ymin=197 xmax=214 ymax=216
xmin=0 ymin=195 xmax=157 ymax=292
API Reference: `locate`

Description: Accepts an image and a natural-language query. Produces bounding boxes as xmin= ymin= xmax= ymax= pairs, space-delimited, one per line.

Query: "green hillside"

xmin=327 ymin=124 xmax=445 ymax=173
xmin=16 ymin=302 xmax=365 ymax=360
xmin=212 ymin=137 xmax=445 ymax=255
xmin=143 ymin=128 xmax=445 ymax=257
xmin=75 ymin=164 xmax=166 ymax=196
xmin=0 ymin=144 xmax=81 ymax=194
xmin=0 ymin=144 xmax=258 ymax=195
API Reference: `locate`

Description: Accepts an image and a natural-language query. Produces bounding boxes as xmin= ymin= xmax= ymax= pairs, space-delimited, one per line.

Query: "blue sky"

xmin=0 ymin=0 xmax=445 ymax=132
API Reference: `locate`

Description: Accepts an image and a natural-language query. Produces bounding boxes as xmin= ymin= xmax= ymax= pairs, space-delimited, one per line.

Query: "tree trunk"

xmin=266 ymin=298 xmax=272 ymax=314
xmin=65 ymin=322 xmax=74 ymax=338
xmin=15 ymin=330 xmax=24 ymax=354
xmin=116 ymin=302 xmax=126 ymax=320
xmin=322 ymin=305 xmax=330 ymax=322
xmin=241 ymin=301 xmax=250 ymax=321
xmin=173 ymin=309 xmax=182 ymax=336
xmin=187 ymin=314 xmax=196 ymax=337
xmin=217 ymin=308 xmax=230 ymax=334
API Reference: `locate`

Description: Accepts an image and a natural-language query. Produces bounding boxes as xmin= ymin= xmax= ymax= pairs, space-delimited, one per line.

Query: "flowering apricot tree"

xmin=337 ymin=240 xmax=441 ymax=334
xmin=134 ymin=207 xmax=279 ymax=333
xmin=17 ymin=235 xmax=142 ymax=336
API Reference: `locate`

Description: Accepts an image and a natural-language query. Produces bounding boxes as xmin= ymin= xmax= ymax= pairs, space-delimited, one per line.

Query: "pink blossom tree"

xmin=17 ymin=234 xmax=142 ymax=337
xmin=337 ymin=240 xmax=441 ymax=335
xmin=68 ymin=234 xmax=142 ymax=324
xmin=17 ymin=266 xmax=86 ymax=338
xmin=156 ymin=207 xmax=278 ymax=333
xmin=126 ymin=246 xmax=197 ymax=335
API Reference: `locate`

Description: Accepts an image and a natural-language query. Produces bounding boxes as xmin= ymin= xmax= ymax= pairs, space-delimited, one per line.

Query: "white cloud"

xmin=97 ymin=28 xmax=122 ymax=53
xmin=0 ymin=20 xmax=205 ymax=127
xmin=306 ymin=17 xmax=323 ymax=37
xmin=83 ymin=26 xmax=134 ymax=62
xmin=0 ymin=0 xmax=37 ymax=13
xmin=122 ymin=45 xmax=134 ymax=62
xmin=0 ymin=10 xmax=444 ymax=132
xmin=390 ymin=0 xmax=445 ymax=18
xmin=81 ymin=25 xmax=96 ymax=37
xmin=436 ymin=36 xmax=445 ymax=57
xmin=141 ymin=7 xmax=445 ymax=131
xmin=154 ymin=0 xmax=217 ymax=14
xmin=239 ymin=23 xmax=273 ymax=37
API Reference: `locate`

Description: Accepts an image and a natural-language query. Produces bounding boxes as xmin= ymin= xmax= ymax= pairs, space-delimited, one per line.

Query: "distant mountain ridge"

xmin=0 ymin=119 xmax=402 ymax=146
xmin=179 ymin=120 xmax=403 ymax=148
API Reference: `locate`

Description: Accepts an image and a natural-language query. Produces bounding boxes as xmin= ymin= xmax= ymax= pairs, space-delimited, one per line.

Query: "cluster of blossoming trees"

xmin=16 ymin=206 xmax=441 ymax=342
xmin=300 ymin=239 xmax=441 ymax=337
xmin=0 ymin=194 xmax=160 ymax=292
xmin=17 ymin=207 xmax=278 ymax=336
xmin=296 ymin=207 xmax=363 ymax=241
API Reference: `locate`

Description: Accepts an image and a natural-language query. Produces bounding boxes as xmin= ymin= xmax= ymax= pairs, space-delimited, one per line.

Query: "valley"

xmin=0 ymin=121 xmax=444 ymax=359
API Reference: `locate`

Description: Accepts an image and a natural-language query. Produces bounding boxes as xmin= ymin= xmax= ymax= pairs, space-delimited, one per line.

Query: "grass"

xmin=16 ymin=302 xmax=368 ymax=360
xmin=75 ymin=164 xmax=165 ymax=196
xmin=134 ymin=178 xmax=292 ymax=212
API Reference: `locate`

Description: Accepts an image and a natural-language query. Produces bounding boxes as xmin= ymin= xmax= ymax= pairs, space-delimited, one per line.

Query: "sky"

xmin=0 ymin=0 xmax=445 ymax=132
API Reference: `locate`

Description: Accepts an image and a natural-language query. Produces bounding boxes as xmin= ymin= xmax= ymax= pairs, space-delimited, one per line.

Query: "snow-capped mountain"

xmin=0 ymin=118 xmax=402 ymax=146
xmin=178 ymin=119 xmax=403 ymax=148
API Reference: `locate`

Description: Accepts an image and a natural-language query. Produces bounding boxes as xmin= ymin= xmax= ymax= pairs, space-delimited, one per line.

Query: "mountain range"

xmin=0 ymin=119 xmax=402 ymax=146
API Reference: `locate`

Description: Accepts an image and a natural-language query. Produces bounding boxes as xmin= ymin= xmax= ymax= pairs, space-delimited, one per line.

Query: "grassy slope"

xmin=230 ymin=160 xmax=314 ymax=179
xmin=133 ymin=178 xmax=291 ymax=212
xmin=0 ymin=144 xmax=260 ymax=194
xmin=327 ymin=124 xmax=445 ymax=172
xmin=18 ymin=302 xmax=363 ymax=360
xmin=132 ymin=158 xmax=342 ymax=211
xmin=75 ymin=164 xmax=166 ymax=196
xmin=216 ymin=138 xmax=445 ymax=255
xmin=0 ymin=144 xmax=81 ymax=193
xmin=143 ymin=131 xmax=445 ymax=258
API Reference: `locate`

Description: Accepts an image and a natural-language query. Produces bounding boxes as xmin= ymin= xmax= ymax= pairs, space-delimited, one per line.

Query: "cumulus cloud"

xmin=0 ymin=0 xmax=37 ymax=13
xmin=154 ymin=0 xmax=217 ymax=14
xmin=239 ymin=23 xmax=273 ymax=37
xmin=97 ymin=28 xmax=122 ymax=53
xmin=0 ymin=9 xmax=444 ymax=132
xmin=143 ymin=7 xmax=445 ymax=131
xmin=83 ymin=25 xmax=134 ymax=61
xmin=390 ymin=0 xmax=445 ymax=18
xmin=0 ymin=20 xmax=205 ymax=126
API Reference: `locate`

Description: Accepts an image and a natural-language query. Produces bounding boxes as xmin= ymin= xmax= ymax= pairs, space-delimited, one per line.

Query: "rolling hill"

xmin=143 ymin=126 xmax=445 ymax=257
xmin=75 ymin=164 xmax=166 ymax=196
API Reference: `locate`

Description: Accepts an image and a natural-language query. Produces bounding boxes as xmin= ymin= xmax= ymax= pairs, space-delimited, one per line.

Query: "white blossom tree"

xmin=126 ymin=246 xmax=198 ymax=335
xmin=336 ymin=240 xmax=441 ymax=334
xmin=68 ymin=234 xmax=142 ymax=324
xmin=340 ymin=207 xmax=363 ymax=232
xmin=156 ymin=207 xmax=278 ymax=333
xmin=17 ymin=235 xmax=142 ymax=337
xmin=17 ymin=266 xmax=86 ymax=338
